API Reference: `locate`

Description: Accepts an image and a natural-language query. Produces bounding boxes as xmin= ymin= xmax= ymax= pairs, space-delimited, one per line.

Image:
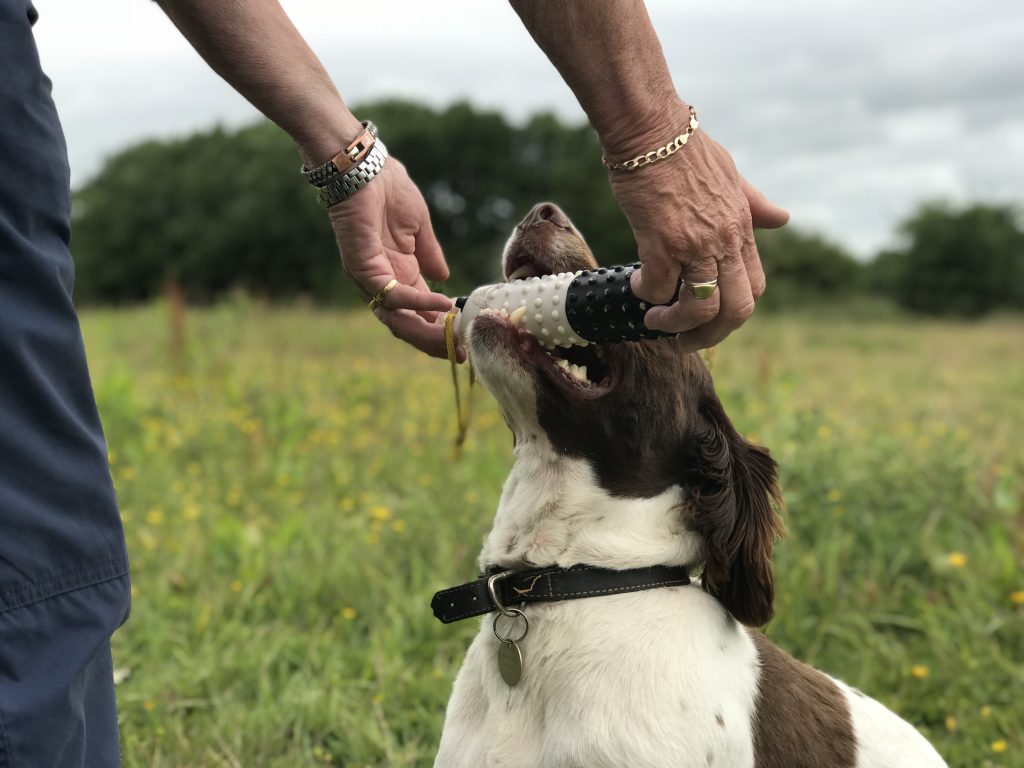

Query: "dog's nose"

xmin=519 ymin=202 xmax=572 ymax=230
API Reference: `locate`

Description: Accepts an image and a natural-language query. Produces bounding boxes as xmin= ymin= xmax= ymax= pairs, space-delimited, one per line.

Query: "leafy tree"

xmin=71 ymin=101 xmax=1022 ymax=316
xmin=72 ymin=124 xmax=344 ymax=303
xmin=754 ymin=227 xmax=864 ymax=310
xmin=71 ymin=100 xmax=634 ymax=304
xmin=881 ymin=202 xmax=1024 ymax=317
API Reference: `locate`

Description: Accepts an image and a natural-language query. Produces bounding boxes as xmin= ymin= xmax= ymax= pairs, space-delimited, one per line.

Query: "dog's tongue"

xmin=450 ymin=265 xmax=677 ymax=348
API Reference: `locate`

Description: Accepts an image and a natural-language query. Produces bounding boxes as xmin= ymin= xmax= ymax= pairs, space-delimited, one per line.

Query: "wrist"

xmin=598 ymin=96 xmax=692 ymax=163
xmin=292 ymin=107 xmax=364 ymax=169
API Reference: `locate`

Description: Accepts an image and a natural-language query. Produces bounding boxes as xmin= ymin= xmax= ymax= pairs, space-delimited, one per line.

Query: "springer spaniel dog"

xmin=432 ymin=203 xmax=947 ymax=768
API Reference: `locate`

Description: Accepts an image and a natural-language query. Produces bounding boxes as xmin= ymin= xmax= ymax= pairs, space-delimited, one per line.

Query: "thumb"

xmin=742 ymin=177 xmax=789 ymax=230
xmin=631 ymin=244 xmax=682 ymax=305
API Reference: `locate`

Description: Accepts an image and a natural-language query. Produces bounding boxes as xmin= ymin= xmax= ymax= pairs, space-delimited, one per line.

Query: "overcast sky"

xmin=33 ymin=0 xmax=1024 ymax=258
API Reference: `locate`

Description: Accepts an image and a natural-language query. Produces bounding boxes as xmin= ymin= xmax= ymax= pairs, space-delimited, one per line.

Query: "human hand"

xmin=609 ymin=116 xmax=789 ymax=350
xmin=326 ymin=159 xmax=456 ymax=359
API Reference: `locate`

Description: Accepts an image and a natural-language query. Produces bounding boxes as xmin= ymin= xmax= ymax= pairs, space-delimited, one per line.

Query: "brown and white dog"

xmin=433 ymin=203 xmax=947 ymax=768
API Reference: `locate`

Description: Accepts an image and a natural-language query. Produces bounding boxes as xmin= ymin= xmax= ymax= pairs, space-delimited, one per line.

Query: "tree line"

xmin=71 ymin=99 xmax=1024 ymax=318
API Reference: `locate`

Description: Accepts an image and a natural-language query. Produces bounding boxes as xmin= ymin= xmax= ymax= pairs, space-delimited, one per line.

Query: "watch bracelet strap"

xmin=316 ymin=140 xmax=388 ymax=208
xmin=302 ymin=120 xmax=378 ymax=187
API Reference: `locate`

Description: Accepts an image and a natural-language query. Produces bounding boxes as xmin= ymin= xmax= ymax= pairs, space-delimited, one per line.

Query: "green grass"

xmin=81 ymin=299 xmax=1024 ymax=767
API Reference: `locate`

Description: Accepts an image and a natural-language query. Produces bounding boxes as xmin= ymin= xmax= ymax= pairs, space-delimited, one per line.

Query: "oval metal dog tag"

xmin=498 ymin=640 xmax=523 ymax=687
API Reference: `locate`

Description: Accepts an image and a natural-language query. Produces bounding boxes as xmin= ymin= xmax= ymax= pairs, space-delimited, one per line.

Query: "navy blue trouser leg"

xmin=0 ymin=1 xmax=131 ymax=765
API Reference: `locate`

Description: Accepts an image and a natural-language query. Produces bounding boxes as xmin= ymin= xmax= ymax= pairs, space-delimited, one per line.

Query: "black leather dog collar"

xmin=431 ymin=564 xmax=691 ymax=624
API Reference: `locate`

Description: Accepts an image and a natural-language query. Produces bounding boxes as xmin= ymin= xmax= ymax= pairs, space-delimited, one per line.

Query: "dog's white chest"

xmin=434 ymin=587 xmax=759 ymax=768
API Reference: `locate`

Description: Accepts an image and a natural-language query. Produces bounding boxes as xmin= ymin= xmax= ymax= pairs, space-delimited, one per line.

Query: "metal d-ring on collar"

xmin=487 ymin=571 xmax=530 ymax=640
xmin=486 ymin=571 xmax=513 ymax=616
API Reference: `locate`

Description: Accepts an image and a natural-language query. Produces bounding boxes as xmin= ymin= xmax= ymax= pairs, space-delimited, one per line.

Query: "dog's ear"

xmin=682 ymin=394 xmax=783 ymax=627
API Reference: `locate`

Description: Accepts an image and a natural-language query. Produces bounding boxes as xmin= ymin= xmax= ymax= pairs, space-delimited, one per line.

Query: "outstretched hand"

xmin=610 ymin=119 xmax=789 ymax=351
xmin=326 ymin=159 xmax=456 ymax=360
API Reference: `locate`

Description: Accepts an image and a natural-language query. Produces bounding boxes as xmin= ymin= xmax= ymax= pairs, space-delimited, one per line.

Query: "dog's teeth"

xmin=579 ymin=365 xmax=588 ymax=380
xmin=509 ymin=306 xmax=527 ymax=327
xmin=508 ymin=265 xmax=532 ymax=281
xmin=556 ymin=358 xmax=569 ymax=370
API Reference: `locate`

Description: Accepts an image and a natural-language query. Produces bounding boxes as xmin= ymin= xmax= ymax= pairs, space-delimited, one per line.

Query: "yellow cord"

xmin=445 ymin=308 xmax=474 ymax=458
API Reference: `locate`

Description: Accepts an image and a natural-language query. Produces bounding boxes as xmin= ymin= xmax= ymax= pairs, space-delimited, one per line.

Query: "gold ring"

xmin=368 ymin=278 xmax=399 ymax=311
xmin=684 ymin=278 xmax=718 ymax=300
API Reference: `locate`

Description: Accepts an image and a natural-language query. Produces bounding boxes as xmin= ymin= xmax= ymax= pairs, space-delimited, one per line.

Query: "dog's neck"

xmin=479 ymin=438 xmax=702 ymax=572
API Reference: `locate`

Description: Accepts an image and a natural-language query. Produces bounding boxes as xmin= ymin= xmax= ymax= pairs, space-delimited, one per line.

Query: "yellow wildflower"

xmin=341 ymin=607 xmax=357 ymax=620
xmin=944 ymin=715 xmax=957 ymax=732
xmin=910 ymin=665 xmax=929 ymax=679
xmin=981 ymin=705 xmax=993 ymax=717
xmin=947 ymin=552 xmax=968 ymax=568
xmin=992 ymin=740 xmax=1007 ymax=753
xmin=369 ymin=505 xmax=391 ymax=521
xmin=1010 ymin=591 xmax=1024 ymax=605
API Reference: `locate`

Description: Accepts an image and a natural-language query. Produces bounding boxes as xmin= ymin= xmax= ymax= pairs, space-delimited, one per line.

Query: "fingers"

xmin=742 ymin=177 xmax=789 ymax=230
xmin=373 ymin=306 xmax=462 ymax=361
xmin=642 ymin=271 xmax=721 ymax=334
xmin=743 ymin=234 xmax=766 ymax=302
xmin=630 ymin=240 xmax=681 ymax=304
xmin=637 ymin=235 xmax=721 ymax=334
xmin=415 ymin=212 xmax=450 ymax=283
xmin=367 ymin=277 xmax=453 ymax=314
xmin=672 ymin=250 xmax=755 ymax=351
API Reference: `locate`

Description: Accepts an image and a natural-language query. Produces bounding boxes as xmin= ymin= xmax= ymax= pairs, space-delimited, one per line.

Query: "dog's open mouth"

xmin=481 ymin=219 xmax=613 ymax=393
xmin=476 ymin=307 xmax=612 ymax=392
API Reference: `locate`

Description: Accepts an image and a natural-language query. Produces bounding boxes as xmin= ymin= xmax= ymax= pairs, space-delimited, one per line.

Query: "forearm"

xmin=155 ymin=0 xmax=361 ymax=164
xmin=509 ymin=0 xmax=685 ymax=156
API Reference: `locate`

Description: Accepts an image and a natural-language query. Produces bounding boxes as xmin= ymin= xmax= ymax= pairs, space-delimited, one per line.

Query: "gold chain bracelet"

xmin=601 ymin=105 xmax=699 ymax=172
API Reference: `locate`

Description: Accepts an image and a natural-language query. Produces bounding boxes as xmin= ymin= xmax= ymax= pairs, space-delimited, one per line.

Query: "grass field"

xmin=80 ymin=299 xmax=1023 ymax=767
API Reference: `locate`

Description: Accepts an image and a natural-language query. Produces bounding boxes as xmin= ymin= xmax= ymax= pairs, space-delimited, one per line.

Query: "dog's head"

xmin=468 ymin=203 xmax=783 ymax=627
